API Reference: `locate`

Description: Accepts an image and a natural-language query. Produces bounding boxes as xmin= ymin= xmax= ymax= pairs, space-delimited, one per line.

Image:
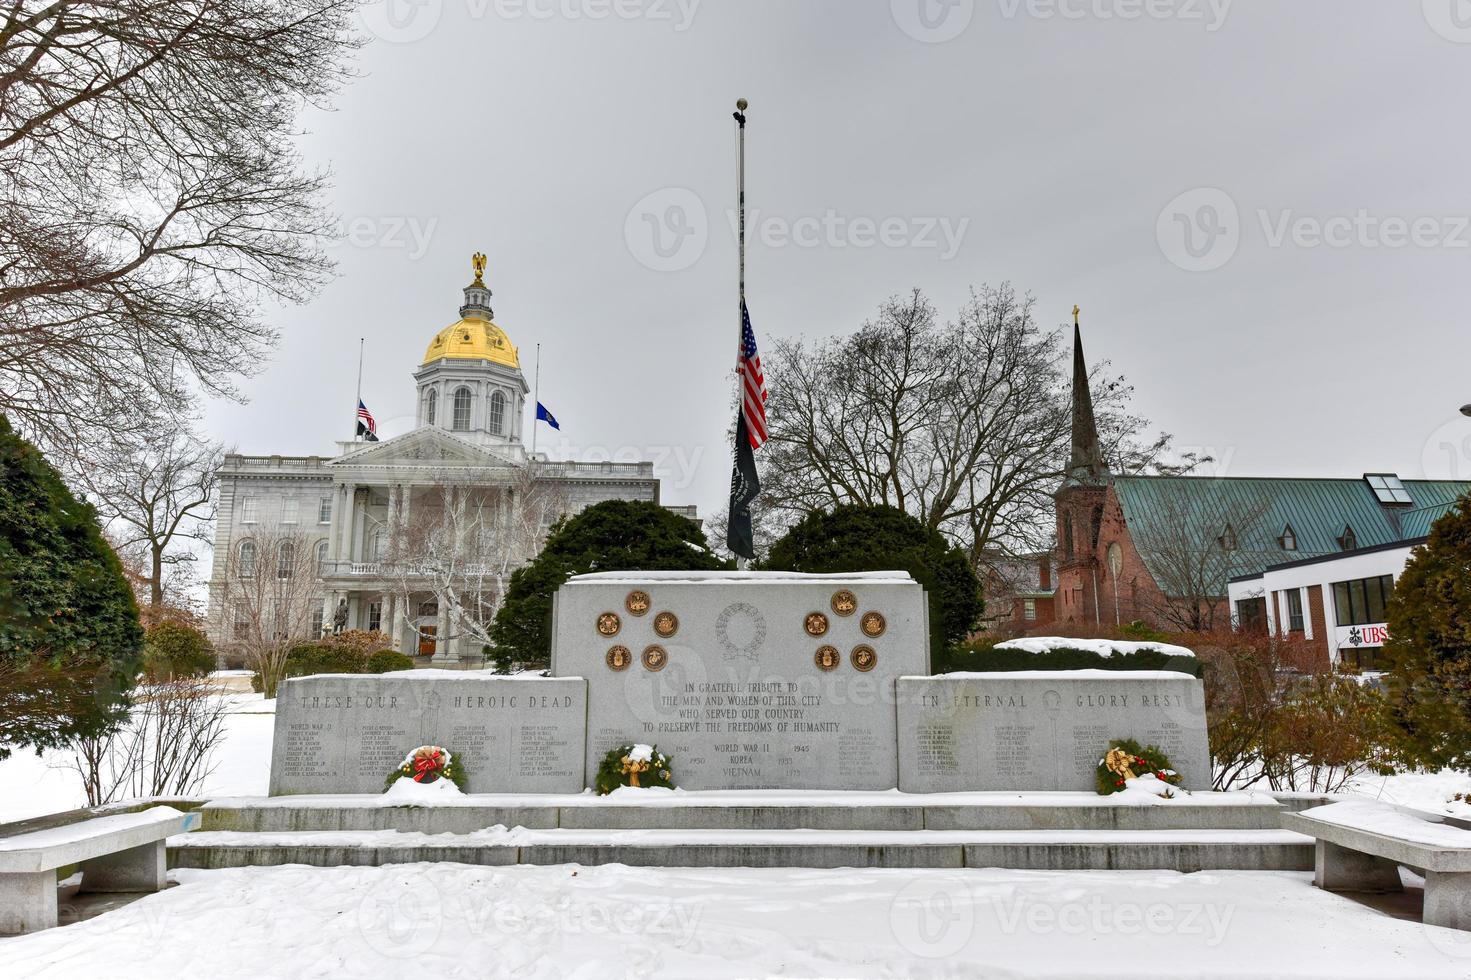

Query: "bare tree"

xmin=0 ymin=1 xmax=360 ymax=448
xmin=61 ymin=676 xmax=230 ymax=805
xmin=1125 ymin=487 xmax=1274 ymax=632
xmin=214 ymin=525 xmax=322 ymax=697
xmin=383 ymin=468 xmax=566 ymax=661
xmin=67 ymin=425 xmax=222 ymax=612
xmin=756 ymin=285 xmax=1193 ymax=563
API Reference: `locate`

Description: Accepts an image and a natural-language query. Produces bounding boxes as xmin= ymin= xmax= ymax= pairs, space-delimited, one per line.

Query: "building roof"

xmin=1113 ymin=474 xmax=1470 ymax=594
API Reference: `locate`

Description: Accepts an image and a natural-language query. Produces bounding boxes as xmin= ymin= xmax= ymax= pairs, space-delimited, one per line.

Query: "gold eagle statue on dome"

xmin=471 ymin=251 xmax=487 ymax=286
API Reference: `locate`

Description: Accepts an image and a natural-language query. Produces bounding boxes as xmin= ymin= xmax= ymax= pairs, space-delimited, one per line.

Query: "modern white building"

xmin=206 ymin=256 xmax=688 ymax=662
xmin=1226 ymin=477 xmax=1465 ymax=669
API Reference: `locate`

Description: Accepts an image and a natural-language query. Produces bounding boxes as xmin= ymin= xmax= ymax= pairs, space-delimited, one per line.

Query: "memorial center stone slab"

xmin=551 ymin=571 xmax=929 ymax=791
xmin=897 ymin=670 xmax=1211 ymax=793
xmin=270 ymin=671 xmax=587 ymax=795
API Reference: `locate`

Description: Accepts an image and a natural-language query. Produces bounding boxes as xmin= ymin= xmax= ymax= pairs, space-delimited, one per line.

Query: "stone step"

xmin=168 ymin=828 xmax=1313 ymax=873
xmin=197 ymin=792 xmax=1291 ymax=834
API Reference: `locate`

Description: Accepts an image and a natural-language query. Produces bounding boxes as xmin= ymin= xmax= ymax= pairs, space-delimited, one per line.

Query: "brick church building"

xmin=1043 ymin=318 xmax=1469 ymax=665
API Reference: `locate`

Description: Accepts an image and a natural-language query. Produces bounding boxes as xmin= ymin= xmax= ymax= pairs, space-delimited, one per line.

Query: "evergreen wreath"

xmin=385 ymin=745 xmax=469 ymax=791
xmin=595 ymin=743 xmax=675 ymax=794
xmin=1095 ymin=738 xmax=1183 ymax=796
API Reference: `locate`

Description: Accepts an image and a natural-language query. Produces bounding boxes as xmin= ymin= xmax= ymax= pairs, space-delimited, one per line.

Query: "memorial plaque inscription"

xmin=550 ymin=571 xmax=930 ymax=790
xmin=897 ymin=670 xmax=1211 ymax=792
xmin=268 ymin=672 xmax=587 ymax=795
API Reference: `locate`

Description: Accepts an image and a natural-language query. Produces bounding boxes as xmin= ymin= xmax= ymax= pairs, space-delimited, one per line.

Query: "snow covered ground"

xmin=0 ymin=864 xmax=1468 ymax=978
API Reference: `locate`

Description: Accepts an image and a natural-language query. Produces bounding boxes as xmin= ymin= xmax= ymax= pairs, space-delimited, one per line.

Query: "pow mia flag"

xmin=726 ymin=412 xmax=760 ymax=560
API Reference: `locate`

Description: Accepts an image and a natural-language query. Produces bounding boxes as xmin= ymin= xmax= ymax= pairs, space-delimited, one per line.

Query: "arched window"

xmin=452 ymin=386 xmax=472 ymax=430
xmin=1278 ymin=524 xmax=1297 ymax=551
xmin=315 ymin=540 xmax=329 ymax=567
xmin=426 ymin=389 xmax=437 ymax=425
xmin=489 ymin=390 xmax=505 ymax=434
xmin=238 ymin=540 xmax=257 ymax=578
xmin=277 ymin=541 xmax=295 ymax=579
xmin=1338 ymin=524 xmax=1357 ymax=551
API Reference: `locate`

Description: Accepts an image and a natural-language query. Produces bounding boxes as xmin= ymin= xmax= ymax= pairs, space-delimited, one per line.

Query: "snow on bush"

xmin=996 ymin=637 xmax=1196 ymax=659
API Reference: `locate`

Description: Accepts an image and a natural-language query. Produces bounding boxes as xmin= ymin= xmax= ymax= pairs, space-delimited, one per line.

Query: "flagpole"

xmin=733 ymin=97 xmax=749 ymax=570
xmin=354 ymin=338 xmax=364 ymax=442
xmin=532 ymin=342 xmax=541 ymax=459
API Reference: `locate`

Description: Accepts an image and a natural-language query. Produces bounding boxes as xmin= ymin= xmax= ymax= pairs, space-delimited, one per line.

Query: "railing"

xmin=324 ymin=560 xmax=508 ymax=578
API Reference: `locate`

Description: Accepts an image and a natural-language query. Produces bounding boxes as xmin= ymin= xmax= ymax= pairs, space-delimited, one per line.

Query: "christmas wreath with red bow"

xmin=385 ymin=745 xmax=468 ymax=791
xmin=1095 ymin=738 xmax=1183 ymax=796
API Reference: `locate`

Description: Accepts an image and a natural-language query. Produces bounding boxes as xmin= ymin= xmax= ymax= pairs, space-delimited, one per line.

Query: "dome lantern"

xmin=460 ymin=251 xmax=494 ymax=320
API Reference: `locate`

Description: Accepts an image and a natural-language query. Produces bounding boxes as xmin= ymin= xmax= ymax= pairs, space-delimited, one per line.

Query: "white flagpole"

xmin=734 ymin=98 xmax=748 ymax=570
xmin=532 ymin=342 xmax=541 ymax=458
xmin=354 ymin=337 xmax=364 ymax=441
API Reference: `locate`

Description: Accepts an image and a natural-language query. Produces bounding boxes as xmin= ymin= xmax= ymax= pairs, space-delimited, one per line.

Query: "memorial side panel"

xmin=897 ymin=674 xmax=1211 ymax=793
xmin=269 ymin=674 xmax=587 ymax=795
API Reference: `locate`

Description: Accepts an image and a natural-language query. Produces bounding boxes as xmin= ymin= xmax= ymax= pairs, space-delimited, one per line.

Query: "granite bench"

xmin=1281 ymin=800 xmax=1471 ymax=931
xmin=0 ymin=805 xmax=197 ymax=934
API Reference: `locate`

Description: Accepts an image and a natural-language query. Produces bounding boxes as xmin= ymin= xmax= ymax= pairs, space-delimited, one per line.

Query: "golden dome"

xmin=422 ymin=317 xmax=519 ymax=368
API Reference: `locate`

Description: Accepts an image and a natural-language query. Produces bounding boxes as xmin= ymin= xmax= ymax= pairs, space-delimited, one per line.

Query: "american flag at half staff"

xmin=738 ymin=300 xmax=767 ymax=448
xmin=356 ymin=399 xmax=378 ymax=442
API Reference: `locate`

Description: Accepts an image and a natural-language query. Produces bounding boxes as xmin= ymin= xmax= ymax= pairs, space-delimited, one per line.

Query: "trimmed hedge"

xmin=942 ymin=642 xmax=1202 ymax=678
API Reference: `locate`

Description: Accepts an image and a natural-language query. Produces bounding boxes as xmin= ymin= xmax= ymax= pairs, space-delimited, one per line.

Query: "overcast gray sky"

xmin=204 ymin=0 xmax=1471 ymax=517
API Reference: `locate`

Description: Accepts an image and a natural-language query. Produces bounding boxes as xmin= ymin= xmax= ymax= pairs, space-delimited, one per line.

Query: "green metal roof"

xmin=1111 ymin=476 xmax=1470 ymax=592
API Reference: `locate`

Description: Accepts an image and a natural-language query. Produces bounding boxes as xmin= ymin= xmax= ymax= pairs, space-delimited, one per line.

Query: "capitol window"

xmin=453 ymin=386 xmax=471 ymax=430
xmin=315 ymin=540 xmax=328 ymax=566
xmin=238 ymin=540 xmax=257 ymax=578
xmin=489 ymin=390 xmax=505 ymax=434
xmin=277 ymin=541 xmax=295 ymax=579
xmin=426 ymin=389 xmax=437 ymax=425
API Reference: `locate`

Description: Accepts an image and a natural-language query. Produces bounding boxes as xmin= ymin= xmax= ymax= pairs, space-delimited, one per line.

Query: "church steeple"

xmin=1065 ymin=306 xmax=1108 ymax=486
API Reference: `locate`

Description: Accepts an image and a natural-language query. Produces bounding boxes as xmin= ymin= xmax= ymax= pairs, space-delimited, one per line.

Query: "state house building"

xmin=206 ymin=256 xmax=689 ymax=662
xmin=1044 ymin=319 xmax=1469 ymax=668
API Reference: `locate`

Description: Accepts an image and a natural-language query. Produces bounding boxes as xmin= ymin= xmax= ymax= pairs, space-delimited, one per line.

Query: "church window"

xmin=277 ymin=541 xmax=295 ymax=579
xmin=453 ymin=387 xmax=472 ymax=430
xmin=489 ymin=390 xmax=506 ymax=434
xmin=238 ymin=540 xmax=257 ymax=578
xmin=426 ymin=389 xmax=437 ymax=425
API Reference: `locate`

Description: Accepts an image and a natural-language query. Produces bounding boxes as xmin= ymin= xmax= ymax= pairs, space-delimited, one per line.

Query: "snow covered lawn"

xmin=1 ymin=864 xmax=1468 ymax=978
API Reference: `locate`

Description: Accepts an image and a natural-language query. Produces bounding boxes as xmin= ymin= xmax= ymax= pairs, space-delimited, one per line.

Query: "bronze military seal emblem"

xmin=653 ymin=611 xmax=679 ymax=638
xmin=814 ymin=645 xmax=840 ymax=672
xmin=851 ymin=644 xmax=878 ymax=672
xmin=606 ymin=645 xmax=631 ymax=671
xmin=860 ymin=611 xmax=886 ymax=638
xmin=830 ymin=590 xmax=857 ymax=617
xmin=596 ymin=612 xmax=621 ymax=637
xmin=625 ymin=590 xmax=651 ymax=616
xmin=804 ymin=612 xmax=829 ymax=637
xmin=642 ymin=645 xmax=668 ymax=671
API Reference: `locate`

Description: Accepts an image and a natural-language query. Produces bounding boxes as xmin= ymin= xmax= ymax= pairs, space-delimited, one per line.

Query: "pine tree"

xmin=1382 ymin=495 xmax=1471 ymax=771
xmin=489 ymin=500 xmax=723 ymax=669
xmin=0 ymin=417 xmax=142 ymax=757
